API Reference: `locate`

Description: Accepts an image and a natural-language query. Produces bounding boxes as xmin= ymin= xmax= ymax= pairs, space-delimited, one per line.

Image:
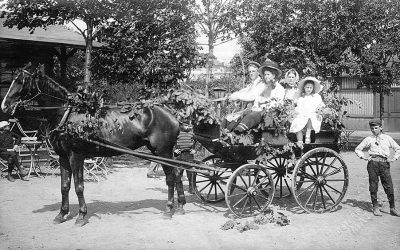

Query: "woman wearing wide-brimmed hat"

xmin=233 ymin=59 xmax=285 ymax=133
xmin=0 ymin=121 xmax=27 ymax=181
xmin=289 ymin=76 xmax=325 ymax=147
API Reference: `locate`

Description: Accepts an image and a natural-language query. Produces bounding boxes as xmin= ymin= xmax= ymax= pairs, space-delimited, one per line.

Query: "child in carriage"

xmin=289 ymin=77 xmax=325 ymax=147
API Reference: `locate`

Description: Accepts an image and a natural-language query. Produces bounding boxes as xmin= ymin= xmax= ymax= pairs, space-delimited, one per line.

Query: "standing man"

xmin=355 ymin=119 xmax=400 ymax=216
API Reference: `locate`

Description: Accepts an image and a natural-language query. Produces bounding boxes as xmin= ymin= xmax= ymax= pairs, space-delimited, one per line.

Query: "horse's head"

xmin=1 ymin=64 xmax=43 ymax=115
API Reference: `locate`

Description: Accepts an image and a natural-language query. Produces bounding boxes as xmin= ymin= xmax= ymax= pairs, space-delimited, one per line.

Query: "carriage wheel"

xmin=263 ymin=154 xmax=294 ymax=198
xmin=292 ymin=147 xmax=349 ymax=213
xmin=192 ymin=155 xmax=233 ymax=203
xmin=225 ymin=164 xmax=275 ymax=217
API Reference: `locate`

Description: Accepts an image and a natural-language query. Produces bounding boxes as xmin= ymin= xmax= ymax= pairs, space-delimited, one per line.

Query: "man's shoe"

xmin=373 ymin=207 xmax=382 ymax=216
xmin=390 ymin=208 xmax=400 ymax=217
xmin=7 ymin=174 xmax=15 ymax=182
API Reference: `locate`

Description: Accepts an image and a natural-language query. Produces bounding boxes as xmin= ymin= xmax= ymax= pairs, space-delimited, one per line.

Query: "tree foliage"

xmin=1 ymin=0 xmax=118 ymax=87
xmin=92 ymin=0 xmax=202 ymax=88
xmin=194 ymin=0 xmax=243 ymax=97
xmin=2 ymin=0 xmax=203 ymax=91
xmin=234 ymin=0 xmax=400 ymax=87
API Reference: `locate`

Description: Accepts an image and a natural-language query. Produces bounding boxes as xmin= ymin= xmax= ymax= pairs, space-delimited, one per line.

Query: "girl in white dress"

xmin=289 ymin=77 xmax=325 ymax=146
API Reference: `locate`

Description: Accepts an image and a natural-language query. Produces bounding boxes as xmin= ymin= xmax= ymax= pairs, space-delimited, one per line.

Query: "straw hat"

xmin=297 ymin=76 xmax=322 ymax=94
xmin=0 ymin=121 xmax=10 ymax=129
xmin=258 ymin=59 xmax=282 ymax=78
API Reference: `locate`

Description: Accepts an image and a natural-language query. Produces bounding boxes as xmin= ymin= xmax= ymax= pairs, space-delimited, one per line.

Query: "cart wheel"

xmin=192 ymin=155 xmax=233 ymax=203
xmin=263 ymin=154 xmax=293 ymax=198
xmin=292 ymin=147 xmax=349 ymax=213
xmin=226 ymin=164 xmax=275 ymax=217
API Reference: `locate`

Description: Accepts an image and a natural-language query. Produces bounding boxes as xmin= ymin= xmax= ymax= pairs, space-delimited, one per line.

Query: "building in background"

xmin=339 ymin=77 xmax=400 ymax=132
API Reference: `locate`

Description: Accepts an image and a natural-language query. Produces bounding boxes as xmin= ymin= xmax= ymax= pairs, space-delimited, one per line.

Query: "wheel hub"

xmin=316 ymin=176 xmax=327 ymax=186
xmin=247 ymin=187 xmax=257 ymax=196
xmin=276 ymin=166 xmax=286 ymax=176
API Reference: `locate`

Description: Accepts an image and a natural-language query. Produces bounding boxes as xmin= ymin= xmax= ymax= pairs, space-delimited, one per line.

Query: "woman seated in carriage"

xmin=230 ymin=59 xmax=285 ymax=133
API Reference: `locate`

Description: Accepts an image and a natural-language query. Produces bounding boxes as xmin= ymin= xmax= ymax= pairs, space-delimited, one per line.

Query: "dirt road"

xmin=1 ymin=152 xmax=399 ymax=249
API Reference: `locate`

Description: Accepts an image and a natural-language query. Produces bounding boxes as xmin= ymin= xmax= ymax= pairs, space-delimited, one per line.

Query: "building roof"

xmin=0 ymin=18 xmax=104 ymax=48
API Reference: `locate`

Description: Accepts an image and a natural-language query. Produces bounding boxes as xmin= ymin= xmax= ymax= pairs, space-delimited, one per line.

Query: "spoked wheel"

xmin=292 ymin=147 xmax=349 ymax=213
xmin=192 ymin=155 xmax=233 ymax=203
xmin=263 ymin=154 xmax=294 ymax=198
xmin=226 ymin=164 xmax=275 ymax=217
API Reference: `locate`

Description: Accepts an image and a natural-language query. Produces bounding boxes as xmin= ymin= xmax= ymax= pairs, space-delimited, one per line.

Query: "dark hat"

xmin=369 ymin=119 xmax=382 ymax=127
xmin=248 ymin=61 xmax=260 ymax=68
xmin=259 ymin=59 xmax=282 ymax=78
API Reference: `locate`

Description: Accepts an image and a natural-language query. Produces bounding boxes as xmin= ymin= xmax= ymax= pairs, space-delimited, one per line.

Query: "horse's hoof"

xmin=53 ymin=216 xmax=67 ymax=224
xmin=74 ymin=218 xmax=88 ymax=227
xmin=163 ymin=211 xmax=173 ymax=219
xmin=175 ymin=207 xmax=185 ymax=215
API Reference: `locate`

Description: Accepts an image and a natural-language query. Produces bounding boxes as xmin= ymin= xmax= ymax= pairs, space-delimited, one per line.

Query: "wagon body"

xmin=191 ymin=122 xmax=349 ymax=217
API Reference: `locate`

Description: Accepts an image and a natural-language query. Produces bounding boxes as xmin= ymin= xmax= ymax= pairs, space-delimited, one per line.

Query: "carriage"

xmin=1 ymin=63 xmax=349 ymax=224
xmin=189 ymin=122 xmax=348 ymax=217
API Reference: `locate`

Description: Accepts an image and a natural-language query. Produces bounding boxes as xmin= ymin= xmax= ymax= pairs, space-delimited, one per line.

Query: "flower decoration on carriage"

xmin=317 ymin=90 xmax=360 ymax=133
xmin=165 ymin=87 xmax=220 ymax=125
xmin=258 ymin=98 xmax=296 ymax=136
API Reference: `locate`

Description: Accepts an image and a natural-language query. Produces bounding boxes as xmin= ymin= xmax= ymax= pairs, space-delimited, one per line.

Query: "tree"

xmin=235 ymin=0 xmax=367 ymax=78
xmin=1 ymin=0 xmax=118 ymax=90
xmin=92 ymin=0 xmax=201 ymax=88
xmin=235 ymin=0 xmax=400 ymax=119
xmin=194 ymin=0 xmax=243 ymax=97
xmin=356 ymin=0 xmax=400 ymax=119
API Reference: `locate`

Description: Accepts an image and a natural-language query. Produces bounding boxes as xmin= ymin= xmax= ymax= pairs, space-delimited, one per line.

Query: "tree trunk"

xmin=84 ymin=21 xmax=93 ymax=92
xmin=379 ymin=92 xmax=384 ymax=121
xmin=206 ymin=16 xmax=215 ymax=98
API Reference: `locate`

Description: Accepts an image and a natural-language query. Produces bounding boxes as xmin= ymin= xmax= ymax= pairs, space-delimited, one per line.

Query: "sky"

xmin=196 ymin=36 xmax=241 ymax=64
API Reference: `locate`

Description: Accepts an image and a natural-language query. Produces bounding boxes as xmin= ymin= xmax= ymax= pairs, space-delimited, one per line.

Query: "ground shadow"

xmin=32 ymin=199 xmax=170 ymax=221
xmin=342 ymin=198 xmax=372 ymax=212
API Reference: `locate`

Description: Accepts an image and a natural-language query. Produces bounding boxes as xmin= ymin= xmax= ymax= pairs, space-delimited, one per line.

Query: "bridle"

xmin=10 ymin=68 xmax=71 ymax=114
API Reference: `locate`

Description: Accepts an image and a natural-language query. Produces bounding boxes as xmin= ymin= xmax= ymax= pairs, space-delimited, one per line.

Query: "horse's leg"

xmin=70 ymin=153 xmax=87 ymax=226
xmin=53 ymin=155 xmax=72 ymax=224
xmin=161 ymin=165 xmax=175 ymax=218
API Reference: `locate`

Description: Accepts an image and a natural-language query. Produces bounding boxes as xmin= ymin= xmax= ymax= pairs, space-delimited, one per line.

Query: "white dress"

xmin=289 ymin=94 xmax=324 ymax=133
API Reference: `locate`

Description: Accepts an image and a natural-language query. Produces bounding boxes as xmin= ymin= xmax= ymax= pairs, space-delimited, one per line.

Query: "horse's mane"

xmin=39 ymin=74 xmax=70 ymax=100
xmin=20 ymin=68 xmax=70 ymax=103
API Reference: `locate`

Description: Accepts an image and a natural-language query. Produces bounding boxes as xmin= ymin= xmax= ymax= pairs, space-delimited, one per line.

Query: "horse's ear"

xmin=23 ymin=62 xmax=32 ymax=70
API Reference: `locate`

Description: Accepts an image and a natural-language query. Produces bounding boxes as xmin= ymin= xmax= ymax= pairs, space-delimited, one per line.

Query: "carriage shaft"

xmin=86 ymin=138 xmax=222 ymax=173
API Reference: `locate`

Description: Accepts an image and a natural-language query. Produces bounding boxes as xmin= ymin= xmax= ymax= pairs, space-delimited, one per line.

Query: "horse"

xmin=1 ymin=65 xmax=185 ymax=226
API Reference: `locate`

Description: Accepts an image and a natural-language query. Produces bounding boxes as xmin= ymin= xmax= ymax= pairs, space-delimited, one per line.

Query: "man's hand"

xmin=174 ymin=149 xmax=181 ymax=155
xmin=190 ymin=149 xmax=196 ymax=155
xmin=12 ymin=145 xmax=19 ymax=152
